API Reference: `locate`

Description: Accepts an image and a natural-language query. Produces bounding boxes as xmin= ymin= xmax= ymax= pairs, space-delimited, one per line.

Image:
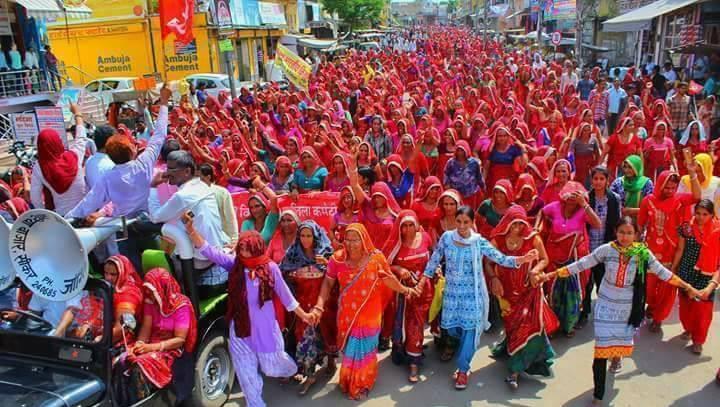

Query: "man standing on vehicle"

xmin=147 ymin=150 xmax=229 ymax=299
xmin=65 ymin=87 xmax=172 ymax=269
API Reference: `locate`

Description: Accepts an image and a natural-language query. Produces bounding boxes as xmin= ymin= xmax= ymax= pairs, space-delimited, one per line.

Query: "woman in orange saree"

xmin=311 ymin=223 xmax=417 ymax=400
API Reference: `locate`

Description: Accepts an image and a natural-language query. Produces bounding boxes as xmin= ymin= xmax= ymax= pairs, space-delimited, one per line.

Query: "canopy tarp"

xmin=602 ymin=0 xmax=704 ymax=32
xmin=11 ymin=0 xmax=92 ymax=19
xmin=298 ymin=38 xmax=338 ymax=50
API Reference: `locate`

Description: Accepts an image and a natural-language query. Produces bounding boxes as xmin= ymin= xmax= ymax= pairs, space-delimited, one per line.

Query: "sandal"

xmin=298 ymin=375 xmax=316 ymax=396
xmin=648 ymin=321 xmax=662 ymax=333
xmin=505 ymin=374 xmax=519 ymax=390
xmin=565 ymin=330 xmax=576 ymax=338
xmin=408 ymin=364 xmax=420 ymax=383
xmin=609 ymin=358 xmax=622 ymax=373
xmin=691 ymin=343 xmax=703 ymax=355
xmin=681 ymin=331 xmax=691 ymax=340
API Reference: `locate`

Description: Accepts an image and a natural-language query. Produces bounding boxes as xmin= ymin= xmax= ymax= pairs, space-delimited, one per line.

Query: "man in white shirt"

xmin=607 ymin=79 xmax=627 ymax=134
xmin=198 ymin=163 xmax=238 ymax=245
xmin=148 ymin=150 xmax=228 ymax=298
xmin=85 ymin=125 xmax=116 ymax=188
xmin=662 ymin=62 xmax=678 ymax=83
xmin=23 ymin=46 xmax=39 ymax=69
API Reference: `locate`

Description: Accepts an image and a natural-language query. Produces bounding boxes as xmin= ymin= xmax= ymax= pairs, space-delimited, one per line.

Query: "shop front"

xmin=229 ymin=0 xmax=286 ymax=81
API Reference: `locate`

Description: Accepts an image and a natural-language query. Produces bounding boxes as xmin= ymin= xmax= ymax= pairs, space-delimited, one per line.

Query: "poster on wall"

xmin=215 ymin=0 xmax=233 ymax=27
xmin=11 ymin=113 xmax=39 ymax=144
xmin=57 ymin=88 xmax=83 ymax=123
xmin=229 ymin=0 xmax=261 ymax=26
xmin=258 ymin=2 xmax=287 ymax=25
xmin=34 ymin=107 xmax=67 ymax=145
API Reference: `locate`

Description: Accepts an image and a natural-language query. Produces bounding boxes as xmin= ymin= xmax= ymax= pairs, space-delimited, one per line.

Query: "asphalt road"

xmin=226 ymin=299 xmax=719 ymax=406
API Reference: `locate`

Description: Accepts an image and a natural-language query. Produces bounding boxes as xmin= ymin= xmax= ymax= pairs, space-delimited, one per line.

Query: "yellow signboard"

xmin=275 ymin=44 xmax=311 ymax=90
xmin=64 ymin=0 xmax=146 ymax=20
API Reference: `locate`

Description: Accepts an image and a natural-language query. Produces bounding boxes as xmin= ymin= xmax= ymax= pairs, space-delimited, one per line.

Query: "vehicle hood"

xmin=0 ymin=355 xmax=104 ymax=407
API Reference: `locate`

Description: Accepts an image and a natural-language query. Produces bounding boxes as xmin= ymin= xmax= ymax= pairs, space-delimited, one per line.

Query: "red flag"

xmin=159 ymin=0 xmax=195 ymax=45
xmin=689 ymin=80 xmax=704 ymax=96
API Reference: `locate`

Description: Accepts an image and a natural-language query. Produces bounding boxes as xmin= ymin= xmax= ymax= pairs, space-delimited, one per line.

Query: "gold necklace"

xmin=506 ymin=237 xmax=522 ymax=251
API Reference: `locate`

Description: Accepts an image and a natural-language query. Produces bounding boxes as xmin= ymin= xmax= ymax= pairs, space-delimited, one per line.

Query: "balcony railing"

xmin=0 ymin=68 xmax=59 ymax=99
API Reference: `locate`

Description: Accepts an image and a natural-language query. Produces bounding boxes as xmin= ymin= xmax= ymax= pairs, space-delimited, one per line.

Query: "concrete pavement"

xmin=226 ymin=299 xmax=719 ymax=406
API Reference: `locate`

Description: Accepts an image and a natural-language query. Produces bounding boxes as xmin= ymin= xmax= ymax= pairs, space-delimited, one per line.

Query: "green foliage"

xmin=321 ymin=0 xmax=386 ymax=29
xmin=447 ymin=0 xmax=458 ymax=14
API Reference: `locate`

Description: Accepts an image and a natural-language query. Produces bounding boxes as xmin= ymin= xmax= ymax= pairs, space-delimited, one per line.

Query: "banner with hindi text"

xmin=232 ymin=191 xmax=339 ymax=233
xmin=275 ymin=43 xmax=311 ymax=90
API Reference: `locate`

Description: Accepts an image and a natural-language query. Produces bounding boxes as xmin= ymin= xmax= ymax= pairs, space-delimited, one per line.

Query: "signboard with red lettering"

xmin=11 ymin=113 xmax=39 ymax=144
xmin=232 ymin=191 xmax=339 ymax=233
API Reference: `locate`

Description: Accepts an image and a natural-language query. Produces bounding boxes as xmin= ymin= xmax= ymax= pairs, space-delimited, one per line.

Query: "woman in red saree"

xmin=638 ymin=169 xmax=700 ymax=332
xmin=123 ymin=268 xmax=196 ymax=404
xmin=411 ymin=176 xmax=443 ymax=242
xmin=381 ymin=210 xmax=434 ymax=382
xmin=540 ymin=159 xmax=572 ymax=204
xmin=104 ymin=255 xmax=144 ymax=344
xmin=311 ymin=223 xmax=416 ymax=400
xmin=489 ymin=206 xmax=558 ymax=389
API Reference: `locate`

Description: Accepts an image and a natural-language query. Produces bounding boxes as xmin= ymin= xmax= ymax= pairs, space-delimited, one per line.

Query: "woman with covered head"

xmin=291 ymin=147 xmax=328 ymax=194
xmin=280 ymin=221 xmax=337 ymax=395
xmin=31 ymin=107 xmax=89 ymax=215
xmin=541 ymin=181 xmax=602 ymax=336
xmin=417 ymin=206 xmax=539 ymax=389
xmin=443 ymin=139 xmax=485 ymax=208
xmin=381 ymin=210 xmax=435 ymax=382
xmin=676 ymin=120 xmax=708 ymax=176
xmin=601 ymin=116 xmax=643 ymax=180
xmin=120 ymin=268 xmax=196 ymax=405
xmin=677 ymin=152 xmax=720 ymax=217
xmin=540 ymin=159 xmax=572 ymax=204
xmin=482 ymin=126 xmax=527 ymax=190
xmin=186 ymin=227 xmax=312 ymax=407
xmin=610 ymin=155 xmax=654 ymax=218
xmin=638 ymin=167 xmax=701 ymax=332
xmin=330 ymin=186 xmax=360 ymax=247
xmin=310 ymin=224 xmax=417 ymax=400
xmin=240 ymin=178 xmax=280 ymax=245
xmin=671 ymin=199 xmax=720 ymax=355
xmin=104 ymin=255 xmax=144 ymax=345
xmin=642 ymin=121 xmax=676 ymax=182
xmin=489 ymin=206 xmax=557 ymax=390
xmin=476 ymin=179 xmax=518 ymax=238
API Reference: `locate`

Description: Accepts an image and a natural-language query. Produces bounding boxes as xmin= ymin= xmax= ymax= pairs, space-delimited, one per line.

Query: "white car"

xmin=84 ymin=77 xmax=137 ymax=106
xmin=182 ymin=74 xmax=250 ymax=98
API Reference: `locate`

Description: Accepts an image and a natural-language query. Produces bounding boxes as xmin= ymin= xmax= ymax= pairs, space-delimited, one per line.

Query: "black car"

xmin=0 ymin=252 xmax=235 ymax=407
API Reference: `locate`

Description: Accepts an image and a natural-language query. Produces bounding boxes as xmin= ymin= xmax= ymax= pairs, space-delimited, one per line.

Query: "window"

xmin=663 ymin=9 xmax=694 ymax=50
xmin=84 ymin=81 xmax=99 ymax=92
xmin=101 ymin=80 xmax=120 ymax=90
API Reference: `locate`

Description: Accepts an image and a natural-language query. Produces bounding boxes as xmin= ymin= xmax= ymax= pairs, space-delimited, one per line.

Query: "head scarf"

xmin=492 ymin=179 xmax=515 ymax=204
xmin=106 ymin=254 xmax=143 ymax=294
xmin=0 ymin=197 xmax=29 ymax=220
xmin=245 ymin=193 xmax=269 ymax=221
xmin=514 ymin=173 xmax=538 ymax=200
xmin=143 ymin=268 xmax=197 ymax=352
xmin=37 ymin=129 xmax=79 ymax=193
xmin=229 ymin=231 xmax=274 ymax=338
xmin=546 ymin=159 xmax=572 ymax=187
xmin=679 ymin=120 xmax=707 ymax=146
xmin=370 ymin=182 xmax=402 ymax=216
xmin=490 ymin=205 xmax=533 ymax=240
xmin=559 ymin=181 xmax=587 ymax=201
xmin=337 ymin=185 xmax=358 ymax=213
xmin=332 ymin=223 xmax=378 ymax=263
xmin=381 ymin=209 xmax=423 ymax=263
xmin=280 ymin=220 xmax=334 ymax=274
xmin=527 ymin=156 xmax=549 ymax=181
xmin=681 ymin=152 xmax=714 ymax=190
xmin=416 ymin=176 xmax=443 ymax=202
xmin=622 ymin=155 xmax=650 ymax=208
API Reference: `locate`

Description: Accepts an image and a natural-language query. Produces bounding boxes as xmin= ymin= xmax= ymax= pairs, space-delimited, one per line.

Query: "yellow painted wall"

xmin=48 ymin=13 xmax=220 ymax=84
xmin=63 ymin=0 xmax=146 ymax=21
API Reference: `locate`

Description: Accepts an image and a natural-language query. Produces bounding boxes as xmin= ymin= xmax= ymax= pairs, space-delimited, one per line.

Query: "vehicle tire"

xmin=189 ymin=331 xmax=235 ymax=407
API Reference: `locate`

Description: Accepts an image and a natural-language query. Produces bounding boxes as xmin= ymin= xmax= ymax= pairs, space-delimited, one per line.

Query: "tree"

xmin=321 ymin=0 xmax=386 ymax=30
xmin=447 ymin=0 xmax=458 ymax=15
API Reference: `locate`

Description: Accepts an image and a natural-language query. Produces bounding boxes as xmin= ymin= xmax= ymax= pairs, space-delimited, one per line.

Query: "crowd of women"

xmin=2 ymin=25 xmax=719 ymax=406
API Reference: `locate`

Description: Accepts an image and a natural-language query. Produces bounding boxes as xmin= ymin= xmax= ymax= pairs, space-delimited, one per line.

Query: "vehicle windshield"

xmin=0 ymin=284 xmax=106 ymax=345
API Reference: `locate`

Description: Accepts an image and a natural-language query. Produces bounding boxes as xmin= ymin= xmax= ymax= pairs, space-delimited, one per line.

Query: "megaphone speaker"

xmin=8 ymin=209 xmax=122 ymax=301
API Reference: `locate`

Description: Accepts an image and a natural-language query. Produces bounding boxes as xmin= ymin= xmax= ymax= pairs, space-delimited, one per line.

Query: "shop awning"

xmin=507 ymin=8 xmax=529 ymax=19
xmin=298 ymin=38 xmax=338 ymax=49
xmin=11 ymin=0 xmax=92 ymax=20
xmin=602 ymin=0 xmax=704 ymax=32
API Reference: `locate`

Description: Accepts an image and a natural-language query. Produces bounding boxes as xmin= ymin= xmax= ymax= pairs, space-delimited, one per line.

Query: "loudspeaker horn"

xmin=8 ymin=209 xmax=125 ymax=301
xmin=0 ymin=218 xmax=13 ymax=292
